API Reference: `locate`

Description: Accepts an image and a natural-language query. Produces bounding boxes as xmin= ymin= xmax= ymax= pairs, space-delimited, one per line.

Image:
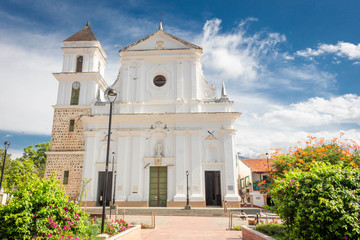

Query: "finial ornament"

xmin=159 ymin=21 xmax=163 ymax=31
xmin=86 ymin=21 xmax=90 ymax=27
xmin=220 ymin=80 xmax=229 ymax=101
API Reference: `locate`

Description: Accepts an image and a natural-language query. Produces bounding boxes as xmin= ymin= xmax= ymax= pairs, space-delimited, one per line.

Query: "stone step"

xmin=81 ymin=207 xmax=275 ymax=217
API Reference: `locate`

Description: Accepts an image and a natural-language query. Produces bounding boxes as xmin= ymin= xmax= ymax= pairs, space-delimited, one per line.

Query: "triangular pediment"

xmin=120 ymin=30 xmax=201 ymax=52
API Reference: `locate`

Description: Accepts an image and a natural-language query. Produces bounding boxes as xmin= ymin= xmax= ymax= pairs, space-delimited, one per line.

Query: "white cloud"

xmin=0 ymin=30 xmax=60 ymax=135
xmin=194 ymin=18 xmax=286 ymax=84
xmin=296 ymin=41 xmax=360 ymax=61
xmin=233 ymin=94 xmax=360 ymax=158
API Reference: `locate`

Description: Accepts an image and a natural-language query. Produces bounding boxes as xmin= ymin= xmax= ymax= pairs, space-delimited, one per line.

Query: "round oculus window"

xmin=153 ymin=75 xmax=166 ymax=87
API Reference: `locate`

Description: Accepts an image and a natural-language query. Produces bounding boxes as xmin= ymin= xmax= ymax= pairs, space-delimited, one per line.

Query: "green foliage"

xmin=271 ymin=138 xmax=360 ymax=179
xmin=0 ymin=173 xmax=89 ymax=239
xmin=268 ymin=162 xmax=360 ymax=240
xmin=232 ymin=226 xmax=241 ymax=231
xmin=141 ymin=224 xmax=151 ymax=229
xmin=256 ymin=223 xmax=285 ymax=239
xmin=20 ymin=142 xmax=50 ymax=177
xmin=1 ymin=142 xmax=50 ymax=191
xmin=0 ymin=147 xmax=12 ymax=186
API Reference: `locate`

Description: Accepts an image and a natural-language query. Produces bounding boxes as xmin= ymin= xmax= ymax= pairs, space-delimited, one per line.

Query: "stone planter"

xmin=98 ymin=225 xmax=141 ymax=240
xmin=242 ymin=225 xmax=276 ymax=240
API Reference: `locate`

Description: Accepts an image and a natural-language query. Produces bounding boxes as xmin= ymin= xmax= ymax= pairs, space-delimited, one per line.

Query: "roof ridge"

xmin=64 ymin=22 xmax=98 ymax=42
xmin=119 ymin=28 xmax=201 ymax=52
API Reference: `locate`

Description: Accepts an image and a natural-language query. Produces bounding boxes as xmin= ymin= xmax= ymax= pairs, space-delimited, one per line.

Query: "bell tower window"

xmin=70 ymin=81 xmax=80 ymax=105
xmin=76 ymin=56 xmax=83 ymax=72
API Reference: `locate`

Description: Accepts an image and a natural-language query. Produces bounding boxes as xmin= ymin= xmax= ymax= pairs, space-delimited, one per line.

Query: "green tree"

xmin=0 ymin=173 xmax=89 ymax=239
xmin=268 ymin=162 xmax=360 ymax=240
xmin=20 ymin=142 xmax=50 ymax=177
xmin=271 ymin=137 xmax=360 ymax=179
xmin=1 ymin=142 xmax=50 ymax=191
xmin=0 ymin=147 xmax=12 ymax=189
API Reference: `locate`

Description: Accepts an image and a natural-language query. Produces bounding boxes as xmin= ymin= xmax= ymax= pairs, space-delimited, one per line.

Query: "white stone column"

xmin=221 ymin=129 xmax=241 ymax=201
xmin=82 ymin=131 xmax=98 ymax=202
xmin=173 ymin=130 xmax=186 ymax=201
xmin=122 ymin=64 xmax=129 ymax=102
xmin=190 ymin=130 xmax=203 ymax=201
xmin=176 ymin=61 xmax=184 ymax=101
xmin=128 ymin=131 xmax=144 ymax=201
xmin=114 ymin=131 xmax=130 ymax=201
xmin=190 ymin=60 xmax=198 ymax=100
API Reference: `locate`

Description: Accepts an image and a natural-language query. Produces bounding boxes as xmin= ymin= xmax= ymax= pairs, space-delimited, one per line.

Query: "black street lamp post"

xmin=185 ymin=170 xmax=191 ymax=210
xmin=110 ymin=152 xmax=116 ymax=219
xmin=0 ymin=141 xmax=10 ymax=190
xmin=266 ymin=153 xmax=269 ymax=171
xmin=101 ymin=89 xmax=117 ymax=234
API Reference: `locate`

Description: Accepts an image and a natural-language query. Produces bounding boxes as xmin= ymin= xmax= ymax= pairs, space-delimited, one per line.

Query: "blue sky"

xmin=1 ymin=0 xmax=360 ymax=158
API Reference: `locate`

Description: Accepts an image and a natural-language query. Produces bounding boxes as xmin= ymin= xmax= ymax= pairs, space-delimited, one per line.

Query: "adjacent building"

xmin=238 ymin=158 xmax=273 ymax=207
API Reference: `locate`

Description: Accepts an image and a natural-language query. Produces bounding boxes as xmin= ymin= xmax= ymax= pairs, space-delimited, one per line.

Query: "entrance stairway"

xmin=83 ymin=207 xmax=274 ymax=217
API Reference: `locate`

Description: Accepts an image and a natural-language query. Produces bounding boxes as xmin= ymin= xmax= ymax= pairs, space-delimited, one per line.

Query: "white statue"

xmin=155 ymin=143 xmax=163 ymax=157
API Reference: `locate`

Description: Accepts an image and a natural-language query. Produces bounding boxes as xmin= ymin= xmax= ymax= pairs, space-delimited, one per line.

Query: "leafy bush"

xmin=256 ymin=223 xmax=285 ymax=237
xmin=232 ymin=226 xmax=241 ymax=231
xmin=271 ymin=137 xmax=360 ymax=179
xmin=0 ymin=173 xmax=89 ymax=239
xmin=268 ymin=162 xmax=360 ymax=240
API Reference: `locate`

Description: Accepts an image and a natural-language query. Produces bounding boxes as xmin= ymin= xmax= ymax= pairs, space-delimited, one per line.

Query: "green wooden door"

xmin=149 ymin=166 xmax=167 ymax=207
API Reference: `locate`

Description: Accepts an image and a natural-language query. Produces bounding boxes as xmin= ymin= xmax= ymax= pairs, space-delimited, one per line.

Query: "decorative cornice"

xmin=173 ymin=129 xmax=202 ymax=135
xmin=220 ymin=129 xmax=237 ymax=135
xmin=53 ymin=72 xmax=108 ymax=91
xmin=52 ymin=105 xmax=92 ymax=109
xmin=45 ymin=151 xmax=85 ymax=155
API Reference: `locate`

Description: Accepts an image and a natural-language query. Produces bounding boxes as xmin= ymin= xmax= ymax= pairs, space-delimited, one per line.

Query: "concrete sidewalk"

xmin=123 ymin=215 xmax=243 ymax=240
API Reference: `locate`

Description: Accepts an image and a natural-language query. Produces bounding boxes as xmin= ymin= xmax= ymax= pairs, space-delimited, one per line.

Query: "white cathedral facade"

xmin=45 ymin=22 xmax=241 ymax=208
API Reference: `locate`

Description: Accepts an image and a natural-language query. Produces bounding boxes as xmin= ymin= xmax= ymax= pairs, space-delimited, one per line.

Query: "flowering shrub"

xmin=105 ymin=218 xmax=129 ymax=234
xmin=271 ymin=136 xmax=360 ymax=179
xmin=0 ymin=173 xmax=89 ymax=239
xmin=268 ymin=162 xmax=360 ymax=239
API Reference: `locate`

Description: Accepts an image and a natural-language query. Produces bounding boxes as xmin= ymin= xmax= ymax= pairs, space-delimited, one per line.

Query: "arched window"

xmin=70 ymin=81 xmax=80 ymax=105
xmin=76 ymin=56 xmax=83 ymax=72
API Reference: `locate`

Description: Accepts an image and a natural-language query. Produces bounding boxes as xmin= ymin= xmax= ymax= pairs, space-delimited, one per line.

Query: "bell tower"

xmin=45 ymin=22 xmax=108 ymax=200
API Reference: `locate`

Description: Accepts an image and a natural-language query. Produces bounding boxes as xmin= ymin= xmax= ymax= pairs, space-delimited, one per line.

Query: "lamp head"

xmin=4 ymin=141 xmax=10 ymax=150
xmin=106 ymin=88 xmax=118 ymax=103
xmin=186 ymin=170 xmax=189 ymax=176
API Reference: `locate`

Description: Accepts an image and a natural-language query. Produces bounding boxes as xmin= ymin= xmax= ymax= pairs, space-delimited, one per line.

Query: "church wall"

xmin=45 ymin=153 xmax=84 ymax=200
xmin=50 ymin=107 xmax=91 ymax=151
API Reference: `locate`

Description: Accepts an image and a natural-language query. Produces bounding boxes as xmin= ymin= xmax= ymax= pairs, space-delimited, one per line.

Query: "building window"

xmin=240 ymin=178 xmax=245 ymax=189
xmin=69 ymin=119 xmax=75 ymax=132
xmin=76 ymin=56 xmax=83 ymax=72
xmin=153 ymin=75 xmax=166 ymax=87
xmin=63 ymin=171 xmax=69 ymax=184
xmin=70 ymin=81 xmax=80 ymax=105
xmin=245 ymin=176 xmax=250 ymax=187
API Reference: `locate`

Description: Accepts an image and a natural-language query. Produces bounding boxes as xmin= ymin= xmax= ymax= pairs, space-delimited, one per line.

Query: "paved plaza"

xmin=123 ymin=215 xmax=244 ymax=240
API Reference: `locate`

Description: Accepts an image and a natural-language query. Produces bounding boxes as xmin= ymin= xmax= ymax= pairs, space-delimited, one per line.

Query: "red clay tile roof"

xmin=240 ymin=158 xmax=274 ymax=173
xmin=64 ymin=22 xmax=98 ymax=42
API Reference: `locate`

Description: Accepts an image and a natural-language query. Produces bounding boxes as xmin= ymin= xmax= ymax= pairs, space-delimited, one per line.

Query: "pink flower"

xmin=290 ymin=184 xmax=292 ymax=186
xmin=291 ymin=180 xmax=295 ymax=182
xmin=345 ymin=237 xmax=348 ymax=239
xmin=293 ymin=193 xmax=296 ymax=196
xmin=34 ymin=186 xmax=36 ymax=189
xmin=33 ymin=215 xmax=36 ymax=218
